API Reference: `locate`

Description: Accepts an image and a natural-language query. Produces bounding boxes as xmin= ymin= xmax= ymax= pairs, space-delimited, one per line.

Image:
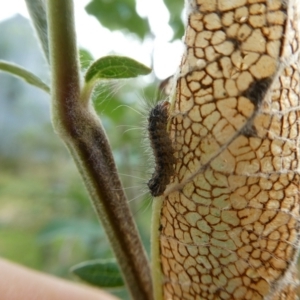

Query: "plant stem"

xmin=47 ymin=1 xmax=152 ymax=299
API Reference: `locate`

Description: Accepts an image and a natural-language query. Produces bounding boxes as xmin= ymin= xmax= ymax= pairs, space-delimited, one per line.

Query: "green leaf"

xmin=163 ymin=0 xmax=184 ymax=40
xmin=25 ymin=0 xmax=49 ymax=63
xmin=79 ymin=48 xmax=94 ymax=70
xmin=85 ymin=55 xmax=151 ymax=82
xmin=0 ymin=60 xmax=50 ymax=93
xmin=38 ymin=219 xmax=104 ymax=244
xmin=85 ymin=0 xmax=150 ymax=39
xmin=71 ymin=259 xmax=124 ymax=288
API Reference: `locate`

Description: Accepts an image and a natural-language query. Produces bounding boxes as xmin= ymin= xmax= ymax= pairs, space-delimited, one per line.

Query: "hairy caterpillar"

xmin=147 ymin=101 xmax=176 ymax=197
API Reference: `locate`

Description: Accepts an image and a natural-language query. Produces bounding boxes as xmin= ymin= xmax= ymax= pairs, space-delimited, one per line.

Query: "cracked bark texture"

xmin=159 ymin=0 xmax=300 ymax=299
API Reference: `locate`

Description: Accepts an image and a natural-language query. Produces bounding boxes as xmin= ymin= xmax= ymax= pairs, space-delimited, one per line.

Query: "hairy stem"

xmin=47 ymin=1 xmax=152 ymax=299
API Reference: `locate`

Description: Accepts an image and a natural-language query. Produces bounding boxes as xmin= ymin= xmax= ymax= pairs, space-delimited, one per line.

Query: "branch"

xmin=46 ymin=1 xmax=152 ymax=299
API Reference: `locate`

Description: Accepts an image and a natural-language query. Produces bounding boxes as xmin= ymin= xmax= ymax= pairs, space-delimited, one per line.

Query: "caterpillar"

xmin=147 ymin=101 xmax=176 ymax=197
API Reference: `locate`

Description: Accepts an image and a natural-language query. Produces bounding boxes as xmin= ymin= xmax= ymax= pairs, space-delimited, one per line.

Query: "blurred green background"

xmin=0 ymin=0 xmax=183 ymax=298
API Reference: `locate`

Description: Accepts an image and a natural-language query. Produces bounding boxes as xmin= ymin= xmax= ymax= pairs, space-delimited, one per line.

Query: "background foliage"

xmin=0 ymin=0 xmax=184 ymax=298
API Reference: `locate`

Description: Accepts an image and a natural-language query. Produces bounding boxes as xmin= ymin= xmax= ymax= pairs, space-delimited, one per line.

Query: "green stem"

xmin=80 ymin=80 xmax=95 ymax=106
xmin=47 ymin=1 xmax=152 ymax=299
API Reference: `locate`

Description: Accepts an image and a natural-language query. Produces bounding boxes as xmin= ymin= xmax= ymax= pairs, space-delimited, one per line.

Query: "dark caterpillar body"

xmin=147 ymin=101 xmax=176 ymax=197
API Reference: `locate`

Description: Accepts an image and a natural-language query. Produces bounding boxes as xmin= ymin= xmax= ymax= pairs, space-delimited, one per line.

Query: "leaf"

xmin=85 ymin=55 xmax=151 ymax=82
xmin=71 ymin=259 xmax=124 ymax=288
xmin=38 ymin=219 xmax=103 ymax=244
xmin=0 ymin=60 xmax=50 ymax=93
xmin=24 ymin=0 xmax=49 ymax=62
xmin=85 ymin=0 xmax=150 ymax=39
xmin=79 ymin=48 xmax=94 ymax=70
xmin=163 ymin=0 xmax=185 ymax=40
